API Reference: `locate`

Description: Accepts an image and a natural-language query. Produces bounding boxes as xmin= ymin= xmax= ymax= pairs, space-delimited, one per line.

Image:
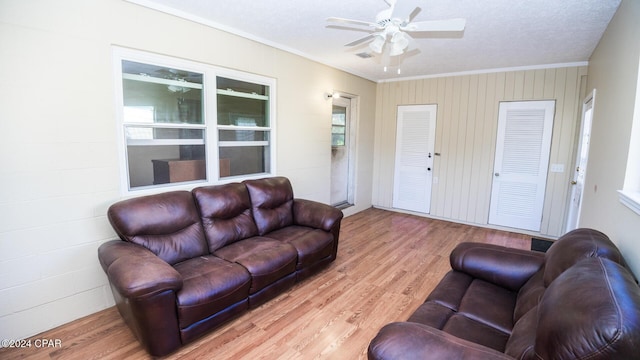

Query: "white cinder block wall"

xmin=0 ymin=0 xmax=376 ymax=341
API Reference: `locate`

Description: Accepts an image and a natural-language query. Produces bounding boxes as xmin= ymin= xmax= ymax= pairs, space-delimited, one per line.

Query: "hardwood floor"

xmin=0 ymin=208 xmax=531 ymax=359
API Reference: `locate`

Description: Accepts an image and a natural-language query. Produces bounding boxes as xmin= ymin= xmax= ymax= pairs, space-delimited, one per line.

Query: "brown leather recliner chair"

xmin=99 ymin=177 xmax=343 ymax=356
xmin=368 ymin=228 xmax=640 ymax=359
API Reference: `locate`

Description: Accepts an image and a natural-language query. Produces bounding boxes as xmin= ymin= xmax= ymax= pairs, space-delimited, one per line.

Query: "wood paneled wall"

xmin=373 ymin=66 xmax=588 ymax=237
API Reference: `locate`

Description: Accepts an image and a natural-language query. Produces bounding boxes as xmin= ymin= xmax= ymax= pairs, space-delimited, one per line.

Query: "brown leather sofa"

xmin=98 ymin=177 xmax=343 ymax=357
xmin=368 ymin=228 xmax=640 ymax=359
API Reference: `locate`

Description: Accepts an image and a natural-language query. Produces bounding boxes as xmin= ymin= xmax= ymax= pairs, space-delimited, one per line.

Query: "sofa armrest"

xmin=450 ymin=242 xmax=545 ymax=291
xmin=368 ymin=322 xmax=514 ymax=360
xmin=293 ymin=199 xmax=344 ymax=232
xmin=98 ymin=240 xmax=183 ymax=298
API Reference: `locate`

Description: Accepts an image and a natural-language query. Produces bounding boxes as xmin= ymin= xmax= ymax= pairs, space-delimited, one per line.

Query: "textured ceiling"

xmin=128 ymin=0 xmax=621 ymax=82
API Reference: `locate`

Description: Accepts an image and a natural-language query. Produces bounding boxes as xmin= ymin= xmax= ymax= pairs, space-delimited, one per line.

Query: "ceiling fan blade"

xmin=327 ymin=17 xmax=379 ymax=28
xmin=345 ymin=34 xmax=376 ymax=47
xmin=407 ymin=7 xmax=422 ymax=23
xmin=403 ymin=18 xmax=466 ymax=32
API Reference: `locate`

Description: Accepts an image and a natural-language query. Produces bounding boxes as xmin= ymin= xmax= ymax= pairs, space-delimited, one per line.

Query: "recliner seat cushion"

xmin=265 ymin=226 xmax=334 ymax=269
xmin=214 ymin=237 xmax=297 ymax=293
xmin=174 ymin=255 xmax=251 ymax=329
xmin=409 ymin=271 xmax=517 ymax=352
xmin=107 ymin=191 xmax=208 ymax=265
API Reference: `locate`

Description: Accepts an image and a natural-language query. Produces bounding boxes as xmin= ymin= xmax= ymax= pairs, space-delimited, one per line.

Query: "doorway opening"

xmin=330 ymin=95 xmax=356 ymax=208
xmin=566 ymin=90 xmax=595 ymax=232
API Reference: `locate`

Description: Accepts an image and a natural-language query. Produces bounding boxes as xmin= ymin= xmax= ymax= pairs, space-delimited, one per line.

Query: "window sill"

xmin=618 ymin=190 xmax=640 ymax=216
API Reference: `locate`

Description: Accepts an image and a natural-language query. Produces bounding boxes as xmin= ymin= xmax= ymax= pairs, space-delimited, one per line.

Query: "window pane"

xmin=219 ymin=146 xmax=270 ymax=178
xmin=121 ymin=59 xmax=207 ymax=189
xmin=127 ymin=145 xmax=206 ymax=188
xmin=217 ymin=99 xmax=268 ymax=127
xmin=332 ymin=125 xmax=345 ymax=135
xmin=332 ymin=134 xmax=345 ymax=146
xmin=217 ymin=77 xmax=269 ymax=127
xmin=332 ymin=106 xmax=346 ymax=126
xmin=122 ymin=60 xmax=203 ymax=125
xmin=125 ymin=126 xmax=207 ymax=178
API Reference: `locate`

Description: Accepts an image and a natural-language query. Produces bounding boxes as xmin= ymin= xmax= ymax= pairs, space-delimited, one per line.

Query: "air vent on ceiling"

xmin=356 ymin=52 xmax=373 ymax=59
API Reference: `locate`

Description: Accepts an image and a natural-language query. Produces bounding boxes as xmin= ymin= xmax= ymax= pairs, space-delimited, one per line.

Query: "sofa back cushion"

xmin=543 ymin=228 xmax=625 ymax=286
xmin=244 ymin=177 xmax=294 ymax=235
xmin=538 ymin=258 xmax=640 ymax=359
xmin=107 ymin=191 xmax=208 ymax=265
xmin=507 ymin=258 xmax=640 ymax=360
xmin=192 ymin=183 xmax=259 ymax=252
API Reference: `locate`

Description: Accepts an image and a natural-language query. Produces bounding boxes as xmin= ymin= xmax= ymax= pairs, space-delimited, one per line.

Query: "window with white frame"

xmin=216 ymin=76 xmax=272 ymax=177
xmin=114 ymin=48 xmax=275 ymax=192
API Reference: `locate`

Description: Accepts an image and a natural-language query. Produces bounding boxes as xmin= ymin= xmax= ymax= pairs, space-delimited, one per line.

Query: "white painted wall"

xmin=0 ymin=0 xmax=376 ymax=341
xmin=581 ymin=0 xmax=640 ymax=277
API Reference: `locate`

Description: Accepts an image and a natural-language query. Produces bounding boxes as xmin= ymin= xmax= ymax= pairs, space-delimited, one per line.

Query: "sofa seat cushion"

xmin=214 ymin=237 xmax=297 ymax=294
xmin=409 ymin=271 xmax=517 ymax=352
xmin=174 ymin=255 xmax=251 ymax=329
xmin=265 ymin=226 xmax=334 ymax=269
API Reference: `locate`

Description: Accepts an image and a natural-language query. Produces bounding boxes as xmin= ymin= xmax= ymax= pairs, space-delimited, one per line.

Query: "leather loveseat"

xmin=98 ymin=177 xmax=343 ymax=357
xmin=368 ymin=228 xmax=640 ymax=359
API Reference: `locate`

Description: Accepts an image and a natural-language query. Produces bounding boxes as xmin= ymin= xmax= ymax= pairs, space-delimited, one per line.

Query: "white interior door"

xmin=393 ymin=105 xmax=437 ymax=213
xmin=566 ymin=90 xmax=595 ymax=232
xmin=489 ymin=101 xmax=555 ymax=231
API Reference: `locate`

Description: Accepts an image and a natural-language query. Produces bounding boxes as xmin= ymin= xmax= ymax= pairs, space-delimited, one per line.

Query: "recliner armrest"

xmin=368 ymin=322 xmax=514 ymax=360
xmin=98 ymin=240 xmax=183 ymax=298
xmin=293 ymin=199 xmax=343 ymax=232
xmin=450 ymin=242 xmax=545 ymax=291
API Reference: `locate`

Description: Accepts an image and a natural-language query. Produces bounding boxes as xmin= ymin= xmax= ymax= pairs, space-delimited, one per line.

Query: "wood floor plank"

xmin=0 ymin=208 xmax=530 ymax=359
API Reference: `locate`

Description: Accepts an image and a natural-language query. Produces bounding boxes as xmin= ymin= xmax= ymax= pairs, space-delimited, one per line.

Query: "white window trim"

xmin=112 ymin=47 xmax=276 ymax=195
xmin=618 ymin=190 xmax=640 ymax=215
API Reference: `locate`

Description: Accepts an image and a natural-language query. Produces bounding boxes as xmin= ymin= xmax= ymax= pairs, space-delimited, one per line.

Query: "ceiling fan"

xmin=327 ymin=0 xmax=466 ymax=57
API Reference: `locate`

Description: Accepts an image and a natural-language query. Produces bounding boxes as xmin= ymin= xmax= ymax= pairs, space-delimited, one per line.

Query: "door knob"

xmin=494 ymin=172 xmax=500 ymax=177
xmin=427 ymin=167 xmax=431 ymax=171
xmin=570 ymin=180 xmax=577 ymax=185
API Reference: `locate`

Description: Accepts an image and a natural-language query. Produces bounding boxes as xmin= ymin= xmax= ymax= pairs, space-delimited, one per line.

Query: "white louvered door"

xmin=489 ymin=101 xmax=555 ymax=231
xmin=393 ymin=105 xmax=437 ymax=213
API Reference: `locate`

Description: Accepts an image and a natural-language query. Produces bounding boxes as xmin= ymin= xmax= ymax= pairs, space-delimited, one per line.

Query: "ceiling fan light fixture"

xmin=167 ymin=85 xmax=191 ymax=93
xmin=390 ymin=42 xmax=405 ymax=56
xmin=389 ymin=32 xmax=409 ymax=56
xmin=369 ymin=35 xmax=386 ymax=54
